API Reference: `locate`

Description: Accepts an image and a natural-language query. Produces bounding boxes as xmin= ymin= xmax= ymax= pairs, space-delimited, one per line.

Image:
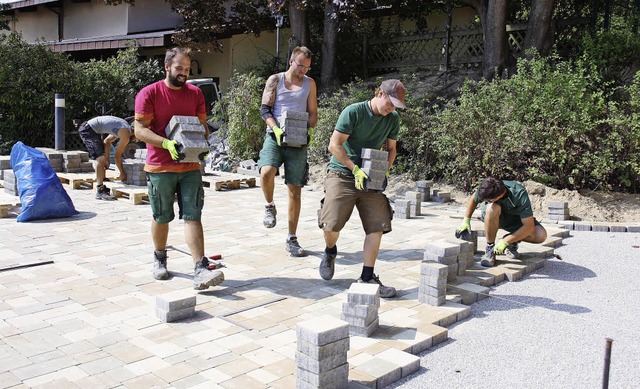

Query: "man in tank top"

xmin=257 ymin=46 xmax=318 ymax=257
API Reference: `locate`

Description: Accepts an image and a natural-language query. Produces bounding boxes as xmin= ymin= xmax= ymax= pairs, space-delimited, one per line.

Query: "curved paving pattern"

xmin=0 ymin=175 xmax=570 ymax=388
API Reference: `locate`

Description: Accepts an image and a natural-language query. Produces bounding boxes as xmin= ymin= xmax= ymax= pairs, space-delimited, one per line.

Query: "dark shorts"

xmin=318 ymin=170 xmax=393 ymax=234
xmin=257 ymin=134 xmax=309 ymax=187
xmin=78 ymin=122 xmax=104 ymax=160
xmin=481 ymin=202 xmax=541 ymax=233
xmin=146 ymin=170 xmax=204 ymax=224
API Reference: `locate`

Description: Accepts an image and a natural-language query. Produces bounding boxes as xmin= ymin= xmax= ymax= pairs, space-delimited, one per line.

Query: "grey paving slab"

xmin=0 ymin=172 xmax=569 ymax=388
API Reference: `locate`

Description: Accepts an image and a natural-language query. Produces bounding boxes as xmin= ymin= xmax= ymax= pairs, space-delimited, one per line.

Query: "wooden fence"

xmin=342 ymin=18 xmax=589 ymax=78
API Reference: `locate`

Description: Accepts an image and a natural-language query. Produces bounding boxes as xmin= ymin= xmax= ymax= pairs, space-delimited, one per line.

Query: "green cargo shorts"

xmin=480 ymin=202 xmax=541 ymax=233
xmin=257 ymin=134 xmax=309 ymax=187
xmin=147 ymin=170 xmax=204 ymax=224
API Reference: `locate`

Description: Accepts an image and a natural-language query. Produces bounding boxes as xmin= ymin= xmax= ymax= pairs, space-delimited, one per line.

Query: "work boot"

xmin=357 ymin=274 xmax=396 ymax=298
xmin=193 ymin=257 xmax=224 ymax=290
xmin=319 ymin=247 xmax=337 ymax=280
xmin=263 ymin=204 xmax=277 ymax=228
xmin=285 ymin=237 xmax=307 ymax=257
xmin=505 ymin=242 xmax=520 ymax=259
xmin=480 ymin=243 xmax=496 ymax=267
xmin=153 ymin=250 xmax=169 ymax=280
xmin=96 ymin=185 xmax=116 ymax=201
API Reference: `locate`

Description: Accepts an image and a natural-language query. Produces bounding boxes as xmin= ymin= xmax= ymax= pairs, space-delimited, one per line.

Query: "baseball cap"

xmin=380 ymin=79 xmax=406 ymax=109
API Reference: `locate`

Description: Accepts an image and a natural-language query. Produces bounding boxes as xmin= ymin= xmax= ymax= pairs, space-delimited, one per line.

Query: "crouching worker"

xmin=456 ymin=177 xmax=547 ymax=267
xmin=78 ymin=115 xmax=135 ymax=200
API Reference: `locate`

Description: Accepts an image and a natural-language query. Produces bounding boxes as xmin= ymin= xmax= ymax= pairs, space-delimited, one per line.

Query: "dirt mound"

xmin=308 ymin=164 xmax=640 ymax=223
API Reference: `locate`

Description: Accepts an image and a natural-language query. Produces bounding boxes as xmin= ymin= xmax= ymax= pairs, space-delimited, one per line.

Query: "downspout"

xmin=46 ymin=3 xmax=63 ymax=41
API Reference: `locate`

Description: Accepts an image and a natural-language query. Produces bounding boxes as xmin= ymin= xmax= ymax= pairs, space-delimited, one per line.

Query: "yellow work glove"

xmin=161 ymin=139 xmax=182 ymax=161
xmin=272 ymin=125 xmax=284 ymax=146
xmin=307 ymin=127 xmax=314 ymax=147
xmin=494 ymin=239 xmax=509 ymax=255
xmin=352 ymin=165 xmax=368 ymax=191
xmin=455 ymin=217 xmax=471 ymax=239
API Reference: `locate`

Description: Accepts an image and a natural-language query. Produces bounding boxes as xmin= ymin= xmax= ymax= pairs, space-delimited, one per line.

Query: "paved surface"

xmin=389 ymin=231 xmax=640 ymax=389
xmin=0 ymin=174 xmax=573 ymax=388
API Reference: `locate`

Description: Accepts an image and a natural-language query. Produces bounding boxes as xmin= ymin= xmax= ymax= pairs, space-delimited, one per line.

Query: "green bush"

xmin=423 ymin=53 xmax=639 ymax=192
xmin=308 ymin=78 xmax=372 ymax=164
xmin=221 ymin=71 xmax=265 ymax=161
xmin=0 ymin=34 xmax=162 ymax=154
xmin=0 ymin=33 xmax=75 ymax=153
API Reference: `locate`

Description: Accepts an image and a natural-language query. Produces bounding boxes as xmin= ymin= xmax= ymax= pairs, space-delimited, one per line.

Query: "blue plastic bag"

xmin=10 ymin=142 xmax=78 ymax=222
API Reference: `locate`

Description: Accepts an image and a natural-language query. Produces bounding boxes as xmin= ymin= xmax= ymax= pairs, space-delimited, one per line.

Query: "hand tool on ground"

xmin=166 ymin=245 xmax=225 ymax=269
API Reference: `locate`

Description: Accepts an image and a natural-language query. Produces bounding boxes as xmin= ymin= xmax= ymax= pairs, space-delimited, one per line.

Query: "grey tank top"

xmin=88 ymin=115 xmax=131 ymax=136
xmin=268 ymin=73 xmax=310 ymax=132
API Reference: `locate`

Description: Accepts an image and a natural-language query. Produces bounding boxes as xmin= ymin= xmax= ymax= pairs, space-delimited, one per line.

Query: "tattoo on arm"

xmin=261 ymin=76 xmax=278 ymax=106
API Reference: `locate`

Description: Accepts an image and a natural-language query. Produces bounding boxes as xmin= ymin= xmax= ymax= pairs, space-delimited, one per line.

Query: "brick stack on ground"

xmin=424 ymin=240 xmax=462 ymax=282
xmin=416 ymin=180 xmax=432 ymax=201
xmin=296 ymin=316 xmax=349 ymax=389
xmin=547 ymin=201 xmax=570 ymax=221
xmin=341 ymin=283 xmax=380 ymax=337
xmin=36 ymin=147 xmax=64 ymax=172
xmin=63 ymin=150 xmax=93 ymax=173
xmin=432 ymin=189 xmax=452 ymax=203
xmin=361 ymin=148 xmax=388 ymax=191
xmin=456 ymin=240 xmax=474 ymax=275
xmin=406 ymin=191 xmax=422 ymax=217
xmin=155 ymin=290 xmax=196 ymax=323
xmin=418 ymin=260 xmax=448 ymax=306
xmin=165 ymin=115 xmax=209 ymax=163
xmin=457 ymin=229 xmax=479 ymax=253
xmin=0 ymin=156 xmax=11 ymax=192
xmin=237 ymin=159 xmax=259 ymax=176
xmin=123 ymin=148 xmax=147 ymax=186
xmin=394 ymin=199 xmax=411 ymax=219
xmin=3 ymin=169 xmax=17 ymax=196
xmin=280 ymin=110 xmax=309 ymax=148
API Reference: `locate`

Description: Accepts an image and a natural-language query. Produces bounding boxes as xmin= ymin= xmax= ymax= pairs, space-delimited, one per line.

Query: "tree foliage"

xmin=0 ymin=33 xmax=162 ymax=154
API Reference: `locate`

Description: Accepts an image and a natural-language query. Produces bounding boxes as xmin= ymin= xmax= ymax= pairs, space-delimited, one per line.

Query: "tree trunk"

xmin=523 ymin=0 xmax=556 ymax=57
xmin=320 ymin=0 xmax=339 ymax=95
xmin=288 ymin=0 xmax=308 ymax=50
xmin=482 ymin=0 xmax=508 ymax=79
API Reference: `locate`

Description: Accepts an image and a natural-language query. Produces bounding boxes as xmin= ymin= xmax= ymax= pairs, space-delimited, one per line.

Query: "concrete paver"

xmin=0 ymin=173 xmax=566 ymax=388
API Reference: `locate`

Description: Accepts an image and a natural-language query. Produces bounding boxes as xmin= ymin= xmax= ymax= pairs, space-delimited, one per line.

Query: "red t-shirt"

xmin=134 ymin=80 xmax=207 ymax=172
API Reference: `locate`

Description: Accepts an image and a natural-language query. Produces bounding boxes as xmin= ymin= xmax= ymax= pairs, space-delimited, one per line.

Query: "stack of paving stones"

xmin=457 ymin=240 xmax=475 ymax=273
xmin=296 ymin=316 xmax=349 ymax=389
xmin=416 ymin=180 xmax=432 ymax=201
xmin=457 ymin=229 xmax=479 ymax=253
xmin=424 ymin=240 xmax=462 ymax=282
xmin=432 ymin=189 xmax=452 ymax=203
xmin=406 ymin=190 xmax=422 ymax=217
xmin=341 ymin=283 xmax=380 ymax=337
xmin=0 ymin=156 xmax=10 ymax=186
xmin=361 ymin=148 xmax=388 ymax=191
xmin=122 ymin=148 xmax=147 ymax=186
xmin=237 ymin=159 xmax=259 ymax=176
xmin=281 ymin=110 xmax=309 ymax=148
xmin=155 ymin=290 xmax=196 ymax=323
xmin=62 ymin=150 xmax=93 ymax=173
xmin=3 ymin=169 xmax=18 ymax=196
xmin=35 ymin=147 xmax=64 ymax=172
xmin=547 ymin=201 xmax=570 ymax=221
xmin=394 ymin=198 xmax=411 ymax=219
xmin=165 ymin=115 xmax=209 ymax=163
xmin=418 ymin=260 xmax=448 ymax=306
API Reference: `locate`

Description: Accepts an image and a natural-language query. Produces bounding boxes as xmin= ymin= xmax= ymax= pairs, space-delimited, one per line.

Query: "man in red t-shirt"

xmin=134 ymin=47 xmax=223 ymax=290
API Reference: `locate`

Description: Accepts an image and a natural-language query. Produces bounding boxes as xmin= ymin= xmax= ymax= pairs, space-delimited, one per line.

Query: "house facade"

xmin=0 ymin=0 xmax=286 ymax=91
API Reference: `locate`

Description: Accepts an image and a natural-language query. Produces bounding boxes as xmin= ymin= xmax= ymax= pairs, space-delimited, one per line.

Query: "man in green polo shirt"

xmin=456 ymin=176 xmax=548 ymax=267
